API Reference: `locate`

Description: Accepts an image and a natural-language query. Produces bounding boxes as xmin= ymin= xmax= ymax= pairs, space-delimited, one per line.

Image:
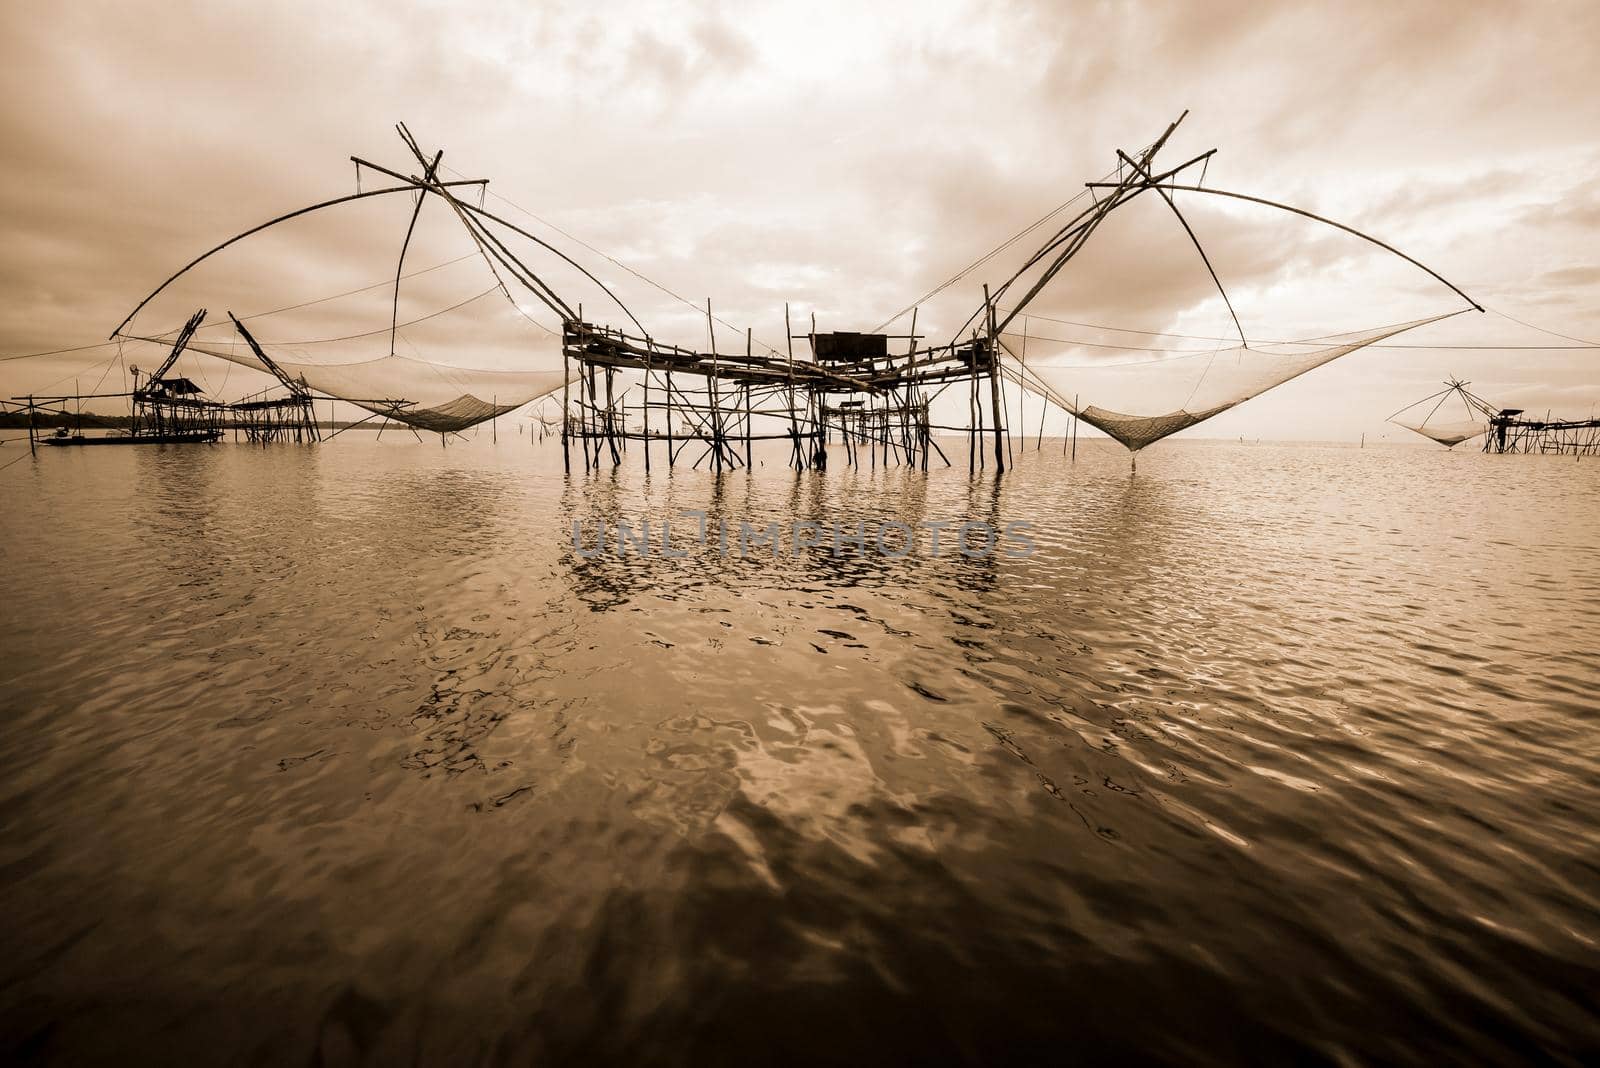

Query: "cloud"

xmin=621 ymin=18 xmax=758 ymax=99
xmin=1 ymin=0 xmax=1596 ymax=439
xmin=1519 ymin=181 xmax=1600 ymax=232
xmin=1538 ymin=265 xmax=1600 ymax=289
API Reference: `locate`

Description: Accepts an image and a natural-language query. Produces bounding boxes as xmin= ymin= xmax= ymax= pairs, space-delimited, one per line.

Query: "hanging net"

xmin=108 ymin=137 xmax=655 ymax=433
xmin=962 ymin=131 xmax=1483 ymax=454
xmin=1395 ymin=418 xmax=1484 ymax=448
xmin=113 ymin=186 xmax=577 ymax=433
xmin=1388 ymin=382 xmax=1494 ymax=448
xmin=108 ymin=126 xmax=815 ymax=433
xmin=183 ymin=342 xmax=566 ymax=432
xmin=1003 ymin=313 xmax=1461 ymax=452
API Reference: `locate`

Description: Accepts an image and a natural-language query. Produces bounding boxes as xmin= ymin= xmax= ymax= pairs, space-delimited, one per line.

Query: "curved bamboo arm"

xmin=110 ymin=182 xmax=489 ymax=339
xmin=1133 ymin=184 xmax=1483 ymax=313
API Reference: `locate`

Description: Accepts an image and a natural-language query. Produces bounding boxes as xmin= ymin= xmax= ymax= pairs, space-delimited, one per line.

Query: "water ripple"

xmin=1 ymin=438 xmax=1597 ymax=1063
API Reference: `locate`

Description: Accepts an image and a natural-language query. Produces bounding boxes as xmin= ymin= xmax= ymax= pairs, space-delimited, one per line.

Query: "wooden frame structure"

xmin=1387 ymin=378 xmax=1600 ymax=455
xmin=57 ymin=116 xmax=1485 ymax=473
xmin=225 ymin=315 xmax=320 ymax=444
xmin=7 ymin=310 xmax=319 ymax=451
xmin=557 ymin=314 xmax=1003 ymax=474
xmin=1486 ymin=410 xmax=1600 ymax=455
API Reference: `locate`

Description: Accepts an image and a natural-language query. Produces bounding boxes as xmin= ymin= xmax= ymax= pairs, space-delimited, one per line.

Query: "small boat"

xmin=43 ymin=429 xmax=222 ymax=447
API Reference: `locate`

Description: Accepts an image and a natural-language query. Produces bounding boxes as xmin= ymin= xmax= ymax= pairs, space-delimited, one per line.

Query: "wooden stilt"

xmin=984 ymin=285 xmax=1005 ymax=474
xmin=707 ymin=298 xmax=722 ymax=473
xmin=784 ymin=303 xmax=801 ymax=469
xmin=967 ymin=341 xmax=977 ymax=476
xmin=561 ymin=333 xmax=571 ymax=474
xmin=604 ymin=366 xmax=621 ymax=464
xmin=745 ymin=328 xmax=754 ymax=469
xmin=642 ymin=347 xmax=652 ymax=473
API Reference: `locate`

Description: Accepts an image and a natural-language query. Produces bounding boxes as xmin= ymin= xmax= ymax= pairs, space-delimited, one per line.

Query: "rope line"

xmin=1 ymin=252 xmax=485 ymax=362
xmin=1000 ymin=308 xmax=1600 ymax=350
xmin=871 ymin=172 xmax=1118 ymax=334
xmin=443 ymin=164 xmax=786 ymax=356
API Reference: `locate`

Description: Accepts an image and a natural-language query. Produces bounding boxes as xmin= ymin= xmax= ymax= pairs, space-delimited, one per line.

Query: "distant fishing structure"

xmin=10 ymin=114 xmax=1493 ymax=471
xmin=1388 ymin=378 xmax=1600 ymax=455
xmin=1388 ymin=379 xmax=1498 ymax=448
xmin=1484 ymin=409 xmax=1600 ymax=455
xmin=3 ymin=310 xmax=319 ymax=450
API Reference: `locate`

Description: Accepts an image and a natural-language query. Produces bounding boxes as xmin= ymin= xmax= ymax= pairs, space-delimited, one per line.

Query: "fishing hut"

xmin=558 ymin=316 xmax=1004 ymax=474
xmin=7 ymin=311 xmax=225 ymax=450
xmin=8 ymin=309 xmax=319 ymax=450
xmin=1485 ymin=410 xmax=1600 ymax=455
xmin=121 ymin=309 xmax=229 ymax=443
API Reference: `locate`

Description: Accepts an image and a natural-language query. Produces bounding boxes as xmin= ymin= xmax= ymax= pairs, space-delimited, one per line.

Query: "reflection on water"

xmin=1 ymin=437 xmax=1597 ymax=1064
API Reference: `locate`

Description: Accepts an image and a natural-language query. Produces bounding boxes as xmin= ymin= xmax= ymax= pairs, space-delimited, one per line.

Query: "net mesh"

xmin=1388 ymin=383 xmax=1492 ymax=448
xmin=115 ymin=186 xmax=592 ymax=434
xmin=1397 ymin=420 xmax=1485 ymax=448
xmin=187 ymin=344 xmax=566 ymax=432
xmin=1003 ymin=313 xmax=1459 ymax=451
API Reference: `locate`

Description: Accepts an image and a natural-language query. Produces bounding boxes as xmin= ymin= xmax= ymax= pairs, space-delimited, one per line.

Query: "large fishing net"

xmin=113 ymin=187 xmax=583 ymax=432
xmin=109 ymin=127 xmax=724 ymax=433
xmin=1002 ymin=314 xmax=1460 ymax=451
xmin=956 ymin=129 xmax=1481 ymax=452
xmin=180 ymin=342 xmax=565 ymax=432
xmin=1387 ymin=382 xmax=1494 ymax=448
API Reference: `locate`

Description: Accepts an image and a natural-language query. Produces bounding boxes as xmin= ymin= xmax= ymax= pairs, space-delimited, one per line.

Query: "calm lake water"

xmin=2 ymin=435 xmax=1597 ymax=1065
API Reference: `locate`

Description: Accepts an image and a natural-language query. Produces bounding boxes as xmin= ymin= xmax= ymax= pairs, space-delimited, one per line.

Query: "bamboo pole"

xmin=784 ymin=303 xmax=801 ymax=469
xmin=811 ymin=312 xmax=825 ymax=469
xmin=903 ymin=307 xmax=919 ymax=465
xmin=605 ymin=366 xmax=621 ymax=464
xmin=707 ymin=298 xmax=722 ymax=473
xmin=976 ymin=375 xmax=985 ymax=470
xmin=967 ymin=341 xmax=977 ymax=476
xmin=579 ymin=306 xmax=592 ymax=471
xmin=745 ymin=328 xmax=754 ymax=469
xmin=585 ymin=362 xmax=598 ymax=471
xmin=998 ymin=361 xmax=1015 ymax=468
xmin=642 ymin=345 xmax=652 ymax=473
xmin=984 ymin=285 xmax=1005 ymax=473
xmin=561 ymin=327 xmax=571 ymax=473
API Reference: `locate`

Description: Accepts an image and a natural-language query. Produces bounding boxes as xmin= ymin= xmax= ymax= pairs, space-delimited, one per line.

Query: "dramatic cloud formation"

xmin=3 ymin=0 xmax=1597 ymax=440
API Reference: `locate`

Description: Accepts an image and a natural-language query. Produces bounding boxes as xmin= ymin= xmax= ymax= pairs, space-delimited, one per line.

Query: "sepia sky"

xmin=3 ymin=0 xmax=1597 ymax=442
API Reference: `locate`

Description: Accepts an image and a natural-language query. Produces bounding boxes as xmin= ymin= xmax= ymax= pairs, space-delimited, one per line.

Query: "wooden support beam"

xmin=985 ymin=286 xmax=1006 ymax=473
